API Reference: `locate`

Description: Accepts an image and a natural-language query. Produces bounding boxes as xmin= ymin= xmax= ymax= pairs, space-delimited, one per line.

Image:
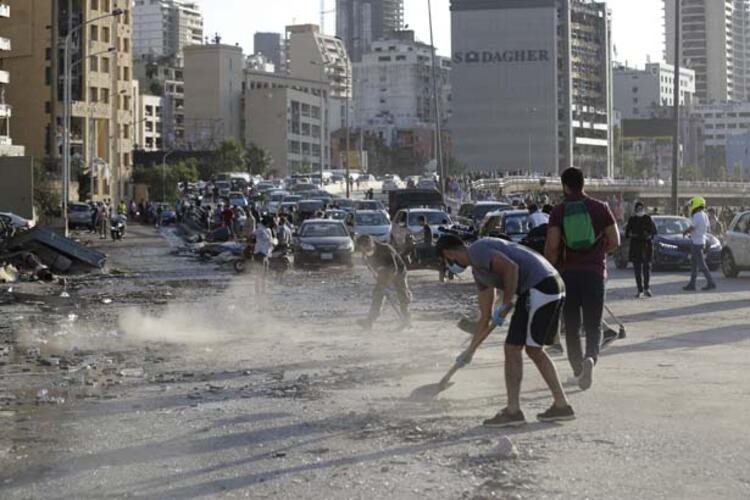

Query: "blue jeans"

xmin=689 ymin=244 xmax=715 ymax=287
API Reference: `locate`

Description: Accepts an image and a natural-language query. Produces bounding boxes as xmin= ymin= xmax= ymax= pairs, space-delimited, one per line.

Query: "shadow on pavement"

xmin=602 ymin=324 xmax=750 ymax=357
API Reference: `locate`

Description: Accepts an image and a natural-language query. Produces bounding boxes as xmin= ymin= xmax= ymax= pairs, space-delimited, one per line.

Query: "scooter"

xmin=110 ymin=215 xmax=126 ymax=241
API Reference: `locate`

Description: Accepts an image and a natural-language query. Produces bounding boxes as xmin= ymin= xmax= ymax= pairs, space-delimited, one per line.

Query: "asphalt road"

xmin=1 ymin=223 xmax=749 ymax=499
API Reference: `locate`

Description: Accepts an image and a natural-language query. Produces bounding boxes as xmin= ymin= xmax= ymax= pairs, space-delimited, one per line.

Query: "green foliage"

xmin=680 ymin=164 xmax=703 ymax=181
xmin=196 ymin=139 xmax=248 ymax=180
xmin=246 ymin=143 xmax=272 ymax=176
xmin=133 ymin=160 xmax=199 ymax=202
xmin=33 ymin=161 xmax=61 ymax=218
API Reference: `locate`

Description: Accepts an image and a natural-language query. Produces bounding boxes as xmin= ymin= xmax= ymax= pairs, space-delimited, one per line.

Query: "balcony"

xmin=0 ymin=103 xmax=11 ymax=118
xmin=0 ymin=4 xmax=9 ymax=18
xmin=0 ymin=70 xmax=8 ymax=84
xmin=0 ymin=36 xmax=10 ymax=52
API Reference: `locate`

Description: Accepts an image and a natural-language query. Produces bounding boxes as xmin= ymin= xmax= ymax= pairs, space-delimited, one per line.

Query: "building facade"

xmin=450 ymin=0 xmax=612 ymax=176
xmin=664 ymin=0 xmax=748 ymax=103
xmin=1 ymin=0 xmax=134 ymax=201
xmin=614 ymin=63 xmax=696 ymax=119
xmin=133 ymin=0 xmax=202 ymax=63
xmin=253 ymin=32 xmax=285 ymax=73
xmin=183 ymin=43 xmax=244 ymax=148
xmin=133 ymin=56 xmax=184 ymax=148
xmin=0 ymin=2 xmax=24 ymax=157
xmin=353 ymin=31 xmax=451 ymax=152
xmin=245 ymin=71 xmax=330 ymax=176
xmin=135 ymin=92 xmax=162 ymax=151
xmin=286 ymin=24 xmax=352 ymax=99
xmin=336 ymin=0 xmax=404 ymax=62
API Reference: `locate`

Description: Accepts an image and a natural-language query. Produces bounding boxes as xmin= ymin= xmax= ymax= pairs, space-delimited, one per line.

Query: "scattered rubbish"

xmin=5 ymin=227 xmax=106 ymax=271
xmin=35 ymin=388 xmax=65 ymax=405
xmin=101 ymin=298 xmax=113 ymax=304
xmin=490 ymin=436 xmax=519 ymax=459
xmin=119 ymin=368 xmax=145 ymax=378
xmin=67 ymin=313 xmax=78 ymax=322
xmin=0 ymin=264 xmax=18 ymax=283
xmin=273 ymin=452 xmax=287 ymax=458
xmin=59 ymin=291 xmax=70 ymax=298
xmin=0 ymin=410 xmax=16 ymax=418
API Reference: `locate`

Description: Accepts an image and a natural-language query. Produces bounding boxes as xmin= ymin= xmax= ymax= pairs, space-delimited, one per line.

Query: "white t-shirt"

xmin=528 ymin=210 xmax=550 ymax=229
xmin=691 ymin=211 xmax=709 ymax=245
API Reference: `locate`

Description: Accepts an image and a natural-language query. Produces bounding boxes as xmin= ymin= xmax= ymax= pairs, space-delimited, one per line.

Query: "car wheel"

xmin=721 ymin=250 xmax=739 ymax=278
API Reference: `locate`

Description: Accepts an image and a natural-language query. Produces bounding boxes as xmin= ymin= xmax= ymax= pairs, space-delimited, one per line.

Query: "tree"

xmin=132 ymin=160 xmax=199 ymax=202
xmin=246 ymin=144 xmax=271 ymax=176
xmin=32 ymin=161 xmax=62 ymax=220
xmin=681 ymin=164 xmax=703 ymax=181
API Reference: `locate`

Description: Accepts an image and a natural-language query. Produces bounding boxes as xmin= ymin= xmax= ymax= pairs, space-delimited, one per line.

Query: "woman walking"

xmin=625 ymin=202 xmax=657 ymax=298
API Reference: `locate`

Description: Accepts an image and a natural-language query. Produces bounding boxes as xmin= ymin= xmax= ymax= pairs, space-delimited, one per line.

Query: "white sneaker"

xmin=579 ymin=357 xmax=594 ymax=391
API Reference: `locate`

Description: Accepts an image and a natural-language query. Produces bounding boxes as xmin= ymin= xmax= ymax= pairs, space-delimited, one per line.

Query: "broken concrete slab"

xmin=5 ymin=227 xmax=106 ymax=270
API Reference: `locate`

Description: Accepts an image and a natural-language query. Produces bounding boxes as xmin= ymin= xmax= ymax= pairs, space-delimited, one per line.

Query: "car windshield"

xmin=474 ymin=203 xmax=510 ymax=220
xmin=654 ymin=217 xmax=691 ymax=235
xmin=300 ymin=222 xmax=348 ymax=237
xmin=326 ymin=211 xmax=347 ymax=220
xmin=504 ymin=214 xmax=530 ymax=235
xmin=355 ymin=201 xmax=382 ymax=210
xmin=70 ymin=204 xmax=90 ymax=212
xmin=355 ymin=212 xmax=389 ymax=226
xmin=336 ymin=199 xmax=355 ymax=208
xmin=270 ymin=193 xmax=287 ymax=202
xmin=298 ymin=201 xmax=324 ymax=211
xmin=408 ymin=212 xmax=450 ymax=226
xmin=283 ymin=196 xmax=302 ymax=202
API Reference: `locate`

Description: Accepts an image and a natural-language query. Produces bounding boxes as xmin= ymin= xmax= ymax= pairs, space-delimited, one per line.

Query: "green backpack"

xmin=562 ymin=200 xmax=597 ymax=251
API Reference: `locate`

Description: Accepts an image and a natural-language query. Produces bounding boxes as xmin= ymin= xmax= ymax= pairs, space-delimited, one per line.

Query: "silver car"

xmin=67 ymin=203 xmax=94 ymax=229
xmin=352 ymin=210 xmax=391 ymax=244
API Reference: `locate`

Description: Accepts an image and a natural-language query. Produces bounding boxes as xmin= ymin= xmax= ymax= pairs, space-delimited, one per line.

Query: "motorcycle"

xmin=110 ymin=215 xmax=126 ymax=241
xmin=233 ymin=243 xmax=292 ymax=274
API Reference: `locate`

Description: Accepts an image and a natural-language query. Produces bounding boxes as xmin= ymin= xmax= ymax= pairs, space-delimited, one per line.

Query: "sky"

xmin=198 ymin=0 xmax=663 ymax=68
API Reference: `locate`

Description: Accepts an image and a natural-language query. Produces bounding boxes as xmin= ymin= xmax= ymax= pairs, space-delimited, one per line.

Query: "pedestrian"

xmin=253 ymin=216 xmax=277 ymax=295
xmin=527 ymin=203 xmax=549 ymax=229
xmin=356 ymin=235 xmax=412 ymax=331
xmin=276 ymin=215 xmax=292 ymax=248
xmin=682 ymin=197 xmax=717 ymax=292
xmin=419 ymin=215 xmax=433 ymax=263
xmin=222 ymin=205 xmax=235 ymax=237
xmin=625 ymin=202 xmax=657 ymax=298
xmin=707 ymin=207 xmax=724 ymax=237
xmin=544 ymin=167 xmax=620 ymax=391
xmin=96 ymin=202 xmax=108 ymax=239
xmin=436 ymin=234 xmax=574 ymax=427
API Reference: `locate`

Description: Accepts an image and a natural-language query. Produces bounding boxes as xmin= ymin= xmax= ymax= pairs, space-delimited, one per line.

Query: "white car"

xmin=352 ymin=210 xmax=391 ymax=244
xmin=0 ymin=212 xmax=35 ymax=231
xmin=382 ymin=179 xmax=402 ymax=193
xmin=721 ymin=211 xmax=750 ymax=278
xmin=391 ymin=208 xmax=451 ymax=251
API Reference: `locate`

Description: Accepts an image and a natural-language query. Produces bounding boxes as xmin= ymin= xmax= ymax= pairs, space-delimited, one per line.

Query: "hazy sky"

xmin=198 ymin=0 xmax=663 ymax=68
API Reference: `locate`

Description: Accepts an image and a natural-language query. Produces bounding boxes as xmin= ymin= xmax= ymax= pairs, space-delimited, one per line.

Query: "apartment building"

xmin=286 ymin=24 xmax=351 ymax=100
xmin=0 ymin=2 xmax=24 ymax=156
xmin=253 ymin=32 xmax=285 ymax=73
xmin=135 ymin=91 xmax=162 ymax=151
xmin=614 ymin=62 xmax=696 ymax=119
xmin=0 ymin=0 xmax=134 ymax=202
xmin=336 ymin=0 xmax=404 ymax=62
xmin=133 ymin=0 xmax=202 ymax=62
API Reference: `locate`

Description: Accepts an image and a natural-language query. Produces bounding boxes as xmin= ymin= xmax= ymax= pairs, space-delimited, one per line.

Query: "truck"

xmin=387 ymin=189 xmax=444 ymax=219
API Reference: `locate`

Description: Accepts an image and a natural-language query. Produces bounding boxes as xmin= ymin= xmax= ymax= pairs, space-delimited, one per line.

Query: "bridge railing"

xmin=472 ymin=176 xmax=750 ymax=194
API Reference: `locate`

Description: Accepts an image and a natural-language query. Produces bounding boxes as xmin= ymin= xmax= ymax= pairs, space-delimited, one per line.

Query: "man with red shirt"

xmin=222 ymin=205 xmax=236 ymax=237
xmin=545 ymin=168 xmax=620 ymax=391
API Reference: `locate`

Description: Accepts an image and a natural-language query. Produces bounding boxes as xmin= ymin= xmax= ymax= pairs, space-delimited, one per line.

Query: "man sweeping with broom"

xmin=435 ymin=234 xmax=574 ymax=427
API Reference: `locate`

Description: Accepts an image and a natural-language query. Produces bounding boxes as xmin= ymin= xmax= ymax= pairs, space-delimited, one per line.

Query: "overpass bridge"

xmin=471 ymin=177 xmax=750 ymax=207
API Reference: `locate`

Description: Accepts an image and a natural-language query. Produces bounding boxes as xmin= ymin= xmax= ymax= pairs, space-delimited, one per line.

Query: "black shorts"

xmin=506 ymin=276 xmax=565 ymax=347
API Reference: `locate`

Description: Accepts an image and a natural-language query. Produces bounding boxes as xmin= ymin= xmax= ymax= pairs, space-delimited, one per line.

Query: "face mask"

xmin=635 ymin=209 xmax=645 ymax=216
xmin=447 ymin=261 xmax=467 ymax=274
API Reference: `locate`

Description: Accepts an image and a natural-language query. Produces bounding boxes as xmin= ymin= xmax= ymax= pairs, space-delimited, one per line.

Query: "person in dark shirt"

xmin=625 ymin=202 xmax=657 ymax=298
xmin=545 ymin=167 xmax=620 ymax=391
xmin=356 ymin=236 xmax=412 ymax=331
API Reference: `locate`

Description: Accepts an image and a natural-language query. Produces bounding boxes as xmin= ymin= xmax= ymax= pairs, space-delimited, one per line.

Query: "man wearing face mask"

xmin=625 ymin=202 xmax=657 ymax=298
xmin=436 ymin=234 xmax=573 ymax=428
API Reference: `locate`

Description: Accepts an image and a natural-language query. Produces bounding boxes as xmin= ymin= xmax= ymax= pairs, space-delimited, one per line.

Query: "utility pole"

xmin=427 ymin=0 xmax=445 ymax=196
xmin=671 ymin=0 xmax=680 ymax=215
xmin=345 ymin=65 xmax=351 ymax=198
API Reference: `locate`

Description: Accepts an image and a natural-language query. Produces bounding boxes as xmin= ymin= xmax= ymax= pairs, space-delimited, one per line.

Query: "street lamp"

xmin=162 ymin=150 xmax=176 ymax=202
xmin=526 ymin=107 xmax=537 ymax=173
xmin=62 ymin=8 xmax=124 ymax=237
xmin=427 ymin=0 xmax=445 ymax=196
xmin=309 ymin=60 xmax=328 ymax=188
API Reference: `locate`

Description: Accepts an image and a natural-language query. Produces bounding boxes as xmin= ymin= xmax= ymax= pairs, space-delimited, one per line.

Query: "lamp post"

xmin=62 ymin=8 xmax=124 ymax=237
xmin=671 ymin=0 xmax=680 ymax=214
xmin=526 ymin=107 xmax=537 ymax=173
xmin=162 ymin=150 xmax=175 ymax=202
xmin=427 ymin=0 xmax=445 ymax=196
xmin=310 ymin=61 xmax=328 ymax=188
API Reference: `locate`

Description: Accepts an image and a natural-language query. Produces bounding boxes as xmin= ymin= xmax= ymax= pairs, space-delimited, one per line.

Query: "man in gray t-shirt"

xmin=436 ymin=235 xmax=574 ymax=428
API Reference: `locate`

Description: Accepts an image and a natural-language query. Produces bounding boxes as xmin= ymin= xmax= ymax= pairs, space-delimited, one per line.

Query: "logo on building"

xmin=452 ymin=50 xmax=551 ymax=64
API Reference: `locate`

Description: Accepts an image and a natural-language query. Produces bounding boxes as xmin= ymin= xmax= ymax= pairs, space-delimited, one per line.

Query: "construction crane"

xmin=320 ymin=0 xmax=336 ymax=33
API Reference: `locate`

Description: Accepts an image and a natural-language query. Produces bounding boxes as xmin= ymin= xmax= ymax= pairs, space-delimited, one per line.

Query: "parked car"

xmin=391 ymin=208 xmax=452 ymax=251
xmin=352 ymin=210 xmax=391 ymax=244
xmin=332 ymin=198 xmax=355 ymax=212
xmin=297 ymin=199 xmax=326 ymax=222
xmin=214 ymin=181 xmax=231 ymax=198
xmin=290 ymin=183 xmax=318 ymax=193
xmin=614 ymin=215 xmax=722 ymax=271
xmin=324 ymin=209 xmax=348 ymax=221
xmin=228 ymin=192 xmax=249 ymax=208
xmin=265 ymin=190 xmax=290 ymax=214
xmin=381 ymin=179 xmax=401 ymax=193
xmin=293 ymin=219 xmax=354 ymax=267
xmin=458 ymin=201 xmax=513 ymax=227
xmin=416 ymin=178 xmax=439 ymax=190
xmin=721 ymin=210 xmax=750 ymax=278
xmin=480 ymin=209 xmax=530 ymax=242
xmin=0 ymin=212 xmax=35 ymax=231
xmin=66 ymin=203 xmax=94 ymax=229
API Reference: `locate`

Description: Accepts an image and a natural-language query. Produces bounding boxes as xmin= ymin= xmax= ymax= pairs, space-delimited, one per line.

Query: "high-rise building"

xmin=253 ymin=32 xmax=285 ymax=73
xmin=353 ymin=31 xmax=451 ymax=154
xmin=664 ymin=0 xmax=748 ymax=103
xmin=286 ymin=24 xmax=352 ymax=99
xmin=183 ymin=43 xmax=244 ymax=148
xmin=0 ymin=2 xmax=24 ymax=157
xmin=134 ymin=91 xmax=163 ymax=152
xmin=614 ymin=62 xmax=696 ymax=119
xmin=1 ymin=0 xmax=135 ymax=201
xmin=336 ymin=0 xmax=404 ymax=62
xmin=450 ymin=0 xmax=613 ymax=177
xmin=133 ymin=0 xmax=203 ymax=62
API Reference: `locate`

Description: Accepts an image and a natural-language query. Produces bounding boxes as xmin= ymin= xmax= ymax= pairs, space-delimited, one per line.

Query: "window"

xmin=45 ymin=48 xmax=52 ymax=61
xmin=91 ymin=0 xmax=99 ymax=10
xmin=301 ymin=103 xmax=311 ymax=117
xmin=45 ymin=101 xmax=51 ymax=114
xmin=311 ymin=124 xmax=320 ymax=136
xmin=123 ymin=124 xmax=130 ymax=139
xmin=311 ymin=106 xmax=321 ymax=119
xmin=378 ymin=56 xmax=391 ymax=62
xmin=122 ymin=66 xmax=130 ymax=81
xmin=301 ymin=123 xmax=310 ymax=136
xmin=102 ymin=27 xmax=110 ymax=43
xmin=123 ymin=38 xmax=130 ymax=53
xmin=89 ymin=56 xmax=98 ymax=72
xmin=123 ymin=95 xmax=131 ymax=111
xmin=89 ymin=87 xmax=99 ymax=102
xmin=396 ymin=55 xmax=406 ymax=61
xmin=123 ymin=153 xmax=130 ymax=166
xmin=102 ymin=57 xmax=110 ymax=73
xmin=90 ymin=25 xmax=99 ymax=42
xmin=302 ymin=142 xmax=311 ymax=155
xmin=45 ymin=66 xmax=51 ymax=85
xmin=289 ymin=140 xmax=301 ymax=154
xmin=101 ymin=88 xmax=110 ymax=104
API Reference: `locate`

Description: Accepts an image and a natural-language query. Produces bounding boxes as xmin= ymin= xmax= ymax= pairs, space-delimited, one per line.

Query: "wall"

xmin=0 ymin=156 xmax=34 ymax=219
